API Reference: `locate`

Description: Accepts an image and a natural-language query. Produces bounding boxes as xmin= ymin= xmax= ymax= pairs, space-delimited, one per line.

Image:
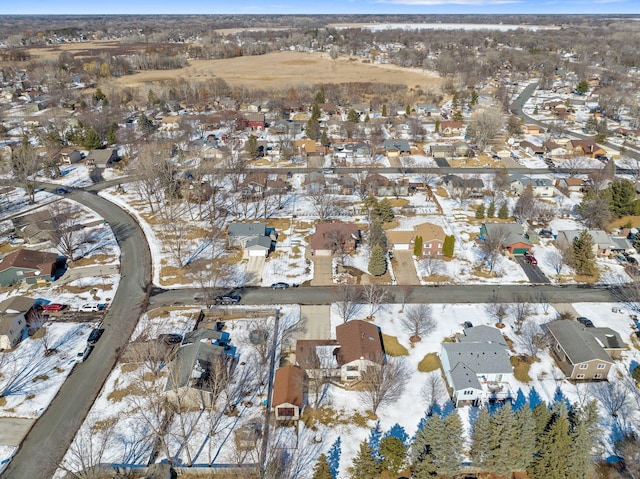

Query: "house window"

xmin=597 ymin=364 xmax=606 ymax=369
xmin=579 ymin=364 xmax=588 ymax=369
xmin=594 ymin=374 xmax=602 ymax=379
xmin=16 ymin=271 xmax=23 ymax=276
xmin=576 ymin=374 xmax=585 ymax=379
xmin=346 ymin=376 xmax=358 ymax=381
xmin=346 ymin=365 xmax=359 ymax=371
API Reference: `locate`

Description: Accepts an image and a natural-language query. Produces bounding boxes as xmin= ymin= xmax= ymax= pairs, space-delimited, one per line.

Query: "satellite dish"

xmin=507 ymin=138 xmax=515 ymax=145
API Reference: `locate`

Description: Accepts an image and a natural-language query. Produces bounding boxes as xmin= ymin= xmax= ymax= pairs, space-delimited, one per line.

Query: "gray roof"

xmin=443 ymin=174 xmax=485 ymax=189
xmin=246 ymin=236 xmax=272 ymax=250
xmin=449 ymin=362 xmax=482 ymax=391
xmin=384 ymin=139 xmax=411 ymax=152
xmin=510 ymin=175 xmax=554 ymax=188
xmin=545 ymin=320 xmax=614 ymax=364
xmin=228 ymin=222 xmax=266 ymax=237
xmin=0 ymin=296 xmax=35 ymax=314
xmin=459 ymin=325 xmax=507 ymax=346
xmin=611 ymin=237 xmax=633 ymax=250
xmin=590 ymin=327 xmax=626 ymax=350
xmin=482 ymin=222 xmax=532 ymax=248
xmin=558 ymin=229 xmax=616 ymax=250
xmin=443 ymin=342 xmax=513 ymax=376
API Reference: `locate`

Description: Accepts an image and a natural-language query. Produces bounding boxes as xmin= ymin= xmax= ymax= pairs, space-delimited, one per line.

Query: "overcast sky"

xmin=1 ymin=0 xmax=638 ymax=15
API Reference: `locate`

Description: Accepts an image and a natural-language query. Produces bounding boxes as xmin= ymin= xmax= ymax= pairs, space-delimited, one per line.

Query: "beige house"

xmin=546 ymin=320 xmax=624 ymax=380
xmin=387 ymin=222 xmax=447 ymax=256
xmin=0 ymin=296 xmax=33 ymax=350
xmin=335 ymin=320 xmax=384 ymax=383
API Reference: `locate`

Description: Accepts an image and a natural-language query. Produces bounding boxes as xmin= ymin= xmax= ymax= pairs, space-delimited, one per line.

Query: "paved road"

xmin=151 ymin=283 xmax=624 ymax=307
xmin=1 ymin=187 xmax=152 ymax=479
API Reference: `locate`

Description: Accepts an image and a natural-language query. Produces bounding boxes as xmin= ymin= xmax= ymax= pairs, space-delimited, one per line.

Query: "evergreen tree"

xmin=106 ymin=123 xmax=118 ymax=145
xmin=453 ymin=110 xmax=464 ymax=122
xmin=311 ymin=102 xmax=321 ymax=120
xmin=379 ymin=436 xmax=407 ymax=476
xmin=442 ymin=235 xmax=455 ymax=257
xmin=83 ymin=128 xmax=101 ymax=149
xmin=513 ymin=388 xmax=527 ymax=411
xmin=529 ymin=409 xmax=573 ymax=479
xmin=487 ymin=403 xmax=519 ymax=476
xmin=476 ymin=203 xmax=486 ymax=219
xmin=368 ymin=245 xmax=387 ymax=276
xmin=570 ymin=230 xmax=597 ymax=276
xmin=470 ymin=406 xmax=492 ymax=468
xmin=513 ymin=405 xmax=537 ymax=471
xmin=364 ymin=113 xmax=370 ymax=123
xmin=312 ymin=454 xmax=333 ymax=479
xmin=306 ymin=117 xmax=321 ymax=140
xmin=376 ymin=198 xmax=395 ymax=223
xmin=487 ymin=200 xmax=496 ymax=218
xmin=469 ymin=90 xmax=479 ymax=106
xmin=349 ymin=440 xmax=381 ymax=479
xmin=382 ymin=104 xmax=387 ymax=117
xmin=605 ymin=179 xmax=640 ymax=216
xmin=363 ymin=195 xmax=379 ymax=219
xmin=246 ymin=134 xmax=259 ymax=159
xmin=576 ymin=80 xmax=589 ymax=94
xmin=527 ymin=387 xmax=544 ymax=409
xmin=314 ymin=90 xmax=326 ymax=104
xmin=138 ymin=113 xmax=154 ymax=134
xmin=93 ymin=87 xmax=106 ymax=103
xmin=406 ymin=105 xmax=411 ymax=115
xmin=412 ymin=412 xmax=463 ymax=479
xmin=347 ymin=109 xmax=360 ymax=123
xmin=498 ymin=202 xmax=509 ymax=219
xmin=369 ymin=421 xmax=383 ymax=458
xmin=386 ymin=424 xmax=409 ymax=445
xmin=413 ymin=236 xmax=423 ymax=257
xmin=435 ymin=119 xmax=440 ymax=133
xmin=320 ymin=128 xmax=329 ymax=147
xmin=327 ymin=437 xmax=342 ymax=479
xmin=369 ymin=220 xmax=387 ymax=252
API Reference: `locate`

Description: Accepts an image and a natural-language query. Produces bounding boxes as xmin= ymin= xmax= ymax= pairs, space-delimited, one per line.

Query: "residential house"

xmin=480 ymin=223 xmax=533 ymax=255
xmin=0 ymin=296 xmax=34 ymax=350
xmin=165 ymin=327 xmax=237 ymax=408
xmin=442 ymin=175 xmax=485 ymax=198
xmin=510 ymin=175 xmax=556 ymax=197
xmin=56 ymin=148 xmax=82 ymax=165
xmin=519 ymin=141 xmax=545 ymax=157
xmin=272 ymin=365 xmax=306 ymax=421
xmin=310 ymin=223 xmax=360 ymax=256
xmin=334 ymin=320 xmax=384 ymax=383
xmin=416 ymin=103 xmax=440 ymax=116
xmin=305 ymin=171 xmax=326 ymax=194
xmin=243 ymin=113 xmax=265 ymax=130
xmin=558 ymin=177 xmax=587 ymax=192
xmin=383 ymin=140 xmax=411 ymax=161
xmin=545 ymin=320 xmax=625 ymax=380
xmin=521 ymin=124 xmax=544 ymax=135
xmin=439 ymin=121 xmax=463 ymax=136
xmin=570 ymin=139 xmax=606 ymax=158
xmin=85 ymin=149 xmax=120 ymax=169
xmin=295 ymin=339 xmax=340 ymax=380
xmin=610 ymin=237 xmax=635 ymax=255
xmin=440 ymin=325 xmax=513 ymax=407
xmin=227 ymin=222 xmax=277 ymax=258
xmin=365 ymin=173 xmax=409 ymax=197
xmin=0 ymin=249 xmax=64 ymax=286
xmin=159 ymin=115 xmax=181 ymax=131
xmin=430 ymin=144 xmax=453 ymax=159
xmin=557 ymin=229 xmax=616 ymax=257
xmin=452 ymin=141 xmax=471 ymax=157
xmin=387 ymin=222 xmax=447 ymax=256
xmin=543 ymin=141 xmax=568 ymax=158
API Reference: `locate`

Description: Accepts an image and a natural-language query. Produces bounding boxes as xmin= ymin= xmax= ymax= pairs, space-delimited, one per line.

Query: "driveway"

xmin=284 ymin=304 xmax=331 ymax=364
xmin=311 ymin=256 xmax=333 ymax=286
xmin=515 ymin=256 xmax=550 ymax=284
xmin=245 ymin=256 xmax=265 ymax=286
xmin=0 ymin=418 xmax=35 ymax=447
xmin=391 ymin=251 xmax=421 ymax=285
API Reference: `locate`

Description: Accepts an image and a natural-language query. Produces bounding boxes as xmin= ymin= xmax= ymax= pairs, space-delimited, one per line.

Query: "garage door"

xmin=314 ymin=250 xmax=332 ymax=257
xmin=513 ymin=247 xmax=529 ymax=255
xmin=248 ymin=249 xmax=266 ymax=257
xmin=393 ymin=244 xmax=411 ymax=251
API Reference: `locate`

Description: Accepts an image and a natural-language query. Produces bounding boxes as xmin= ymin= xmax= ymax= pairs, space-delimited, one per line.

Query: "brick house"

xmin=310 ymin=223 xmax=360 ymax=256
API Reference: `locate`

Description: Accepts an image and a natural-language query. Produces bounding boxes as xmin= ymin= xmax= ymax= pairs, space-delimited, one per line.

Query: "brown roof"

xmin=414 ymin=222 xmax=446 ymax=243
xmin=562 ymin=177 xmax=585 ymax=187
xmin=386 ymin=230 xmax=414 ymax=246
xmin=272 ymin=365 xmax=305 ymax=408
xmin=310 ymin=223 xmax=360 ymax=252
xmin=440 ymin=121 xmax=463 ymax=130
xmin=0 ymin=249 xmax=59 ymax=276
xmin=570 ymin=139 xmax=603 ymax=154
xmin=335 ymin=320 xmax=384 ymax=366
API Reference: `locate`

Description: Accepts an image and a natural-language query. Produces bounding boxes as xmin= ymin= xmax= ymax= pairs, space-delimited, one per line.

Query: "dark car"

xmin=87 ymin=328 xmax=105 ymax=345
xmin=463 ymin=321 xmax=474 ymax=329
xmin=215 ymin=294 xmax=240 ymax=305
xmin=56 ymin=188 xmax=69 ymax=194
xmin=158 ymin=333 xmax=183 ymax=345
xmin=577 ymin=317 xmax=594 ymax=327
xmin=271 ymin=282 xmax=290 ymax=289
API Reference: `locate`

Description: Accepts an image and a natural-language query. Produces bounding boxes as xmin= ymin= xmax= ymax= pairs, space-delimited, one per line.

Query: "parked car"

xmin=79 ymin=303 xmax=105 ymax=312
xmin=539 ymin=229 xmax=554 ymax=238
xmin=158 ymin=333 xmax=182 ymax=345
xmin=524 ymin=253 xmax=538 ymax=265
xmin=463 ymin=321 xmax=474 ymax=329
xmin=615 ymin=255 xmax=627 ymax=264
xmin=43 ymin=303 xmax=66 ymax=312
xmin=214 ymin=295 xmax=241 ymax=305
xmin=77 ymin=345 xmax=94 ymax=362
xmin=56 ymin=188 xmax=69 ymax=194
xmin=626 ymin=256 xmax=638 ymax=265
xmin=271 ymin=282 xmax=290 ymax=289
xmin=87 ymin=328 xmax=104 ymax=345
xmin=577 ymin=317 xmax=594 ymax=327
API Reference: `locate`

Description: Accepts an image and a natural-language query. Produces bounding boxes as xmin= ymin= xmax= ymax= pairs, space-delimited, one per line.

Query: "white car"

xmin=79 ymin=303 xmax=102 ymax=312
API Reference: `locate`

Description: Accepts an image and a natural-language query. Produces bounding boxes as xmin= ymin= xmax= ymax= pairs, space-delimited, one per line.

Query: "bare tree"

xmin=479 ymin=225 xmax=509 ymax=273
xmin=516 ymin=322 xmax=547 ymax=360
xmin=398 ymin=285 xmax=414 ymax=312
xmin=419 ymin=256 xmax=445 ymax=277
xmin=511 ymin=294 xmax=532 ymax=332
xmin=589 ymin=381 xmax=629 ymax=418
xmin=43 ymin=202 xmax=88 ymax=261
xmin=335 ymin=285 xmax=364 ymax=323
xmin=358 ymin=356 xmax=411 ymax=414
xmin=57 ymin=420 xmax=117 ymax=479
xmin=309 ymin=188 xmax=340 ymax=220
xmin=485 ymin=290 xmax=510 ymax=324
xmin=465 ymin=107 xmax=504 ymax=151
xmin=363 ymin=284 xmax=388 ymax=318
xmin=10 ymin=141 xmax=40 ymax=204
xmin=400 ymin=304 xmax=435 ymax=342
xmin=513 ymin=184 xmax=537 ymax=223
xmin=420 ymin=372 xmax=448 ymax=413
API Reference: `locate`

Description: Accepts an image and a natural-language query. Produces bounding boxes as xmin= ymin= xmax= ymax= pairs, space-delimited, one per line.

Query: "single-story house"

xmin=545 ymin=320 xmax=624 ymax=380
xmin=272 ymin=365 xmax=306 ymax=421
xmin=440 ymin=325 xmax=513 ymax=407
xmin=556 ymin=229 xmax=617 ymax=257
xmin=480 ymin=223 xmax=534 ymax=255
xmin=0 ymin=249 xmax=64 ymax=286
xmin=520 ymin=141 xmax=545 ymax=157
xmin=365 ymin=173 xmax=409 ymax=197
xmin=165 ymin=327 xmax=237 ymax=408
xmin=442 ymin=175 xmax=485 ymax=199
xmin=558 ymin=177 xmax=587 ymax=192
xmin=439 ymin=121 xmax=463 ymax=136
xmin=416 ymin=103 xmax=440 ymax=116
xmin=387 ymin=222 xmax=447 ymax=257
xmin=227 ymin=222 xmax=277 ymax=258
xmin=56 ymin=148 xmax=83 ymax=165
xmin=383 ymin=140 xmax=411 ymax=159
xmin=569 ymin=139 xmax=606 ymax=158
xmin=310 ymin=223 xmax=360 ymax=256
xmin=335 ymin=320 xmax=384 ymax=383
xmin=0 ymin=296 xmax=34 ymax=350
xmin=521 ymin=124 xmax=544 ymax=135
xmin=85 ymin=149 xmax=120 ymax=168
xmin=243 ymin=113 xmax=266 ymax=130
xmin=510 ymin=175 xmax=556 ymax=197
xmin=430 ymin=144 xmax=453 ymax=159
xmin=543 ymin=141 xmax=568 ymax=158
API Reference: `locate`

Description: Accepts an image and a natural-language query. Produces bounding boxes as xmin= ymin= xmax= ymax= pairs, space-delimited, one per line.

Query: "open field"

xmin=111 ymin=51 xmax=444 ymax=89
xmin=21 ymin=41 xmax=443 ymax=90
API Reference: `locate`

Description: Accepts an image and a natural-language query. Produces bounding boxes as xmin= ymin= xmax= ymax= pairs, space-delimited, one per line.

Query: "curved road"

xmin=1 ymin=187 xmax=152 ymax=479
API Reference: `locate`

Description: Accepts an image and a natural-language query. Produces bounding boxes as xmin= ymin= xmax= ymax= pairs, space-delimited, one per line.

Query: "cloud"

xmin=380 ymin=0 xmax=522 ymax=4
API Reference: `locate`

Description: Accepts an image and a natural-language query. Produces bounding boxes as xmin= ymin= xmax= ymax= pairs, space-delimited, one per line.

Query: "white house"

xmin=0 ymin=296 xmax=33 ymax=350
xmin=510 ymin=175 xmax=556 ymax=197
